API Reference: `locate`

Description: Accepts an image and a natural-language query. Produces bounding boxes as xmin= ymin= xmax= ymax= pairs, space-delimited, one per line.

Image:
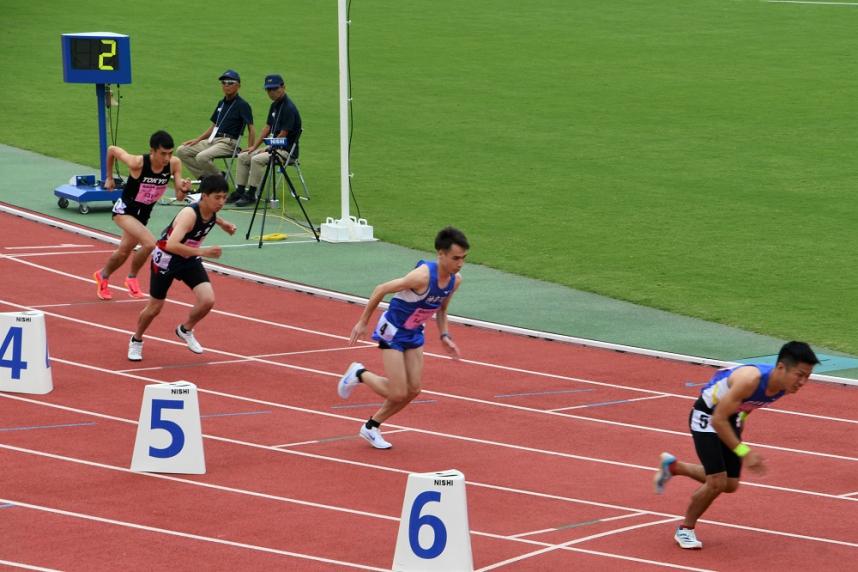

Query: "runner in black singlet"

xmin=93 ymin=130 xmax=192 ymax=301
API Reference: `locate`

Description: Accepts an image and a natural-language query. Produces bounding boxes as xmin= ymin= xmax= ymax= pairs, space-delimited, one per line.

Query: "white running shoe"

xmin=176 ymin=325 xmax=204 ymax=354
xmin=359 ymin=425 xmax=392 ymax=449
xmin=654 ymin=452 xmax=677 ymax=494
xmin=338 ymin=362 xmax=364 ymax=399
xmin=128 ymin=337 xmax=143 ymax=361
xmin=674 ymin=527 xmax=702 ymax=549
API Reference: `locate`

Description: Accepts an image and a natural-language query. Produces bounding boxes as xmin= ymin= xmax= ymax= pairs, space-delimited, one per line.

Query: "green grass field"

xmin=3 ymin=0 xmax=858 ymax=353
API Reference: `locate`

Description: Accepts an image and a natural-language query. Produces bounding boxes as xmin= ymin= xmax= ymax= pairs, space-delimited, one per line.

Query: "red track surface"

xmin=1 ymin=210 xmax=857 ymax=571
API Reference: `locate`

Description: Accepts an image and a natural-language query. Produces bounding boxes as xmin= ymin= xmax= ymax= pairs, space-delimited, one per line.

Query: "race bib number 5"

xmin=690 ymin=409 xmax=716 ymax=433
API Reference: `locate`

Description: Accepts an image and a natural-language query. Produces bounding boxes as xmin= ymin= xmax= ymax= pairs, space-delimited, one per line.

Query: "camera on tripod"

xmin=263 ymin=137 xmax=290 ymax=149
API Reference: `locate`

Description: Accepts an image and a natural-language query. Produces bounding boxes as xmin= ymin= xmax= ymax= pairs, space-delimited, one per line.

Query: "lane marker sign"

xmin=393 ymin=469 xmax=473 ymax=571
xmin=0 ymin=311 xmax=52 ymax=395
xmin=131 ymin=381 xmax=205 ymax=474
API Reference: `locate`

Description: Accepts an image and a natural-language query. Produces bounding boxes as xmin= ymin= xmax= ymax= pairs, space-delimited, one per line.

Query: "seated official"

xmin=232 ymin=73 xmax=302 ymax=206
xmin=177 ymin=69 xmax=255 ymax=181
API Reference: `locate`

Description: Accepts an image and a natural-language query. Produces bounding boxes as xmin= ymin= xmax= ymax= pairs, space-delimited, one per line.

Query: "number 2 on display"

xmin=149 ymin=399 xmax=185 ymax=458
xmin=99 ymin=39 xmax=116 ymax=70
xmin=408 ymin=491 xmax=447 ymax=559
xmin=0 ymin=326 xmax=28 ymax=380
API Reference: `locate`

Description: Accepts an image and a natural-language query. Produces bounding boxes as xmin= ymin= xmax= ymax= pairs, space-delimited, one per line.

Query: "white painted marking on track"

xmin=1 ymin=255 xmax=856 ymax=426
xmin=4 ymin=200 xmax=857 ymax=388
xmin=4 ymin=243 xmax=92 ymax=250
xmin=0 ymin=497 xmax=388 ymax=571
xmin=1 ymin=294 xmax=856 ymax=466
xmin=2 ymin=360 xmax=857 ymax=508
xmin=3 ymin=250 xmax=115 ymax=257
xmin=548 ymin=394 xmax=671 ymax=412
xmin=478 ymin=517 xmax=693 ymax=572
xmin=509 ymin=511 xmax=648 ymax=538
xmin=273 ymin=428 xmax=410 ymax=449
xmin=0 ymin=560 xmax=60 ymax=572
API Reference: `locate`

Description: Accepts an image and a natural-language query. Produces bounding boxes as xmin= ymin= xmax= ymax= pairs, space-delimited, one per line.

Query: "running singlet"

xmin=151 ymin=203 xmax=216 ymax=273
xmin=118 ymin=154 xmax=171 ymax=209
xmin=697 ymin=364 xmax=785 ymax=414
xmin=376 ymin=260 xmax=456 ymax=338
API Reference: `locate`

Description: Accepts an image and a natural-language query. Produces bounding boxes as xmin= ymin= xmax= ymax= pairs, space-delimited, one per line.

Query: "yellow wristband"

xmin=733 ymin=442 xmax=751 ymax=458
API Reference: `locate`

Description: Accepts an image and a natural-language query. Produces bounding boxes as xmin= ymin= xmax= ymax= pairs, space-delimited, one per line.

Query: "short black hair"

xmin=149 ymin=130 xmax=174 ymax=150
xmin=435 ymin=226 xmax=469 ymax=251
xmin=777 ymin=341 xmax=820 ymax=368
xmin=199 ymin=174 xmax=228 ymax=194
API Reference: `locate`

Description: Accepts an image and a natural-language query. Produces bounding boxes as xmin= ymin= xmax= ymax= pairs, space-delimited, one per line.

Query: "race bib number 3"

xmin=152 ymin=248 xmax=173 ymax=270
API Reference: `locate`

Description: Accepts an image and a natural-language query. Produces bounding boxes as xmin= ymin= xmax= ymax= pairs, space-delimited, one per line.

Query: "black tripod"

xmin=245 ymin=145 xmax=319 ymax=247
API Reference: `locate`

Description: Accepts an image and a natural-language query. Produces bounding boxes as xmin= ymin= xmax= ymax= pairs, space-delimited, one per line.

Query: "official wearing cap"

xmin=233 ymin=73 xmax=303 ymax=207
xmin=177 ymin=69 xmax=256 ymax=183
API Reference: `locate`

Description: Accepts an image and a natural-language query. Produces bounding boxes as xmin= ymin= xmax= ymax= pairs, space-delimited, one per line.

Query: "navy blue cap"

xmin=219 ymin=69 xmax=240 ymax=82
xmin=264 ymin=74 xmax=284 ymax=89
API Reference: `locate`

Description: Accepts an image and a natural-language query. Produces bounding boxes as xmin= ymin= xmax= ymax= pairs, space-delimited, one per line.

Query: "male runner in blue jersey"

xmin=653 ymin=341 xmax=819 ymax=549
xmin=127 ymin=175 xmax=236 ymax=361
xmin=337 ymin=227 xmax=469 ymax=449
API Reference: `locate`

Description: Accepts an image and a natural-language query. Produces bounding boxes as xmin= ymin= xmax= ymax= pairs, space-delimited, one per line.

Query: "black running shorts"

xmin=149 ymin=259 xmax=209 ymax=300
xmin=688 ymin=407 xmax=744 ymax=479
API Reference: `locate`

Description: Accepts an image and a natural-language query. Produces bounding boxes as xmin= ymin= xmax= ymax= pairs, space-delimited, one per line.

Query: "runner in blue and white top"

xmin=337 ymin=227 xmax=469 ymax=450
xmin=652 ymin=341 xmax=819 ymax=550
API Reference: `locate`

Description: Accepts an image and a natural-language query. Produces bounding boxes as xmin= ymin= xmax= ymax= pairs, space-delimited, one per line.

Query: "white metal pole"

xmin=338 ymin=0 xmax=351 ymax=221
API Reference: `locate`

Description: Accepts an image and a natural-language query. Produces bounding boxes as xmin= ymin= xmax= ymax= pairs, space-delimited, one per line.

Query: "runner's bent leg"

xmin=184 ymin=282 xmax=215 ymax=330
xmin=134 ymin=298 xmax=165 ymax=339
xmin=366 ymin=349 xmax=411 ymax=424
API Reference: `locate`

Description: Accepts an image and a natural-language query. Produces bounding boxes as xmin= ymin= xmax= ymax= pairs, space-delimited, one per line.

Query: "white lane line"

xmin=0 ymin=497 xmax=387 ymax=571
xmin=3 ymin=250 xmax=114 ymax=257
xmin=3 ymin=201 xmax=857 ymax=388
xmin=3 ymin=378 xmax=857 ymax=509
xmin=1 ymin=294 xmax=855 ymax=470
xmin=273 ymin=428 xmax=410 ymax=449
xmin=3 ymin=439 xmax=857 ymax=552
xmin=0 ymin=559 xmax=60 ymax=572
xmin=509 ymin=511 xmax=648 ymax=539
xmin=478 ymin=517 xmax=694 ymax=572
xmin=4 ymin=243 xmax=93 ymax=250
xmin=2 ymin=255 xmax=857 ymax=424
xmin=549 ymin=394 xmax=670 ymax=412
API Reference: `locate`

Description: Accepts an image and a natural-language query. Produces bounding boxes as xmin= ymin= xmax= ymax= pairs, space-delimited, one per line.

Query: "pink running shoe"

xmin=93 ymin=271 xmax=112 ymax=300
xmin=124 ymin=276 xmax=146 ymax=299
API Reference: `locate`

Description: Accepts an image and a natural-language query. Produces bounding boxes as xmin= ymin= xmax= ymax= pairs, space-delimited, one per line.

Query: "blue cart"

xmin=54 ymin=176 xmax=123 ymax=214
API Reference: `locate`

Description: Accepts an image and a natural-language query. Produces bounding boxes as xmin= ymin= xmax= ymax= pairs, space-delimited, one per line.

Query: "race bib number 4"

xmin=374 ymin=313 xmax=399 ymax=342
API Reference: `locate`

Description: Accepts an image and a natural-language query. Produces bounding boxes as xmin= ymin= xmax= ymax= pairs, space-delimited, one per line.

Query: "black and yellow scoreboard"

xmin=55 ymin=33 xmax=131 ymax=213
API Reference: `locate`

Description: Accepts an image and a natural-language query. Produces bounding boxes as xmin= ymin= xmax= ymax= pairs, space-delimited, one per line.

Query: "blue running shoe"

xmin=654 ymin=452 xmax=676 ymax=494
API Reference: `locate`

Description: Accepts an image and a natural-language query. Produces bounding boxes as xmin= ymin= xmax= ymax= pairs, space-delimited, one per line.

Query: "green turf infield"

xmin=3 ymin=0 xmax=857 ymax=353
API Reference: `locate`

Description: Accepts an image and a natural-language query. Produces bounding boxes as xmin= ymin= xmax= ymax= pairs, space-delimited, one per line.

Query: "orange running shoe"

xmin=124 ymin=276 xmax=146 ymax=299
xmin=93 ymin=270 xmax=112 ymax=300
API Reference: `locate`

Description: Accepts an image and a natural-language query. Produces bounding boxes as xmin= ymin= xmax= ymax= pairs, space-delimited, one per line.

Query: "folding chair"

xmin=218 ymin=124 xmax=246 ymax=189
xmin=276 ymin=128 xmax=310 ymax=201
